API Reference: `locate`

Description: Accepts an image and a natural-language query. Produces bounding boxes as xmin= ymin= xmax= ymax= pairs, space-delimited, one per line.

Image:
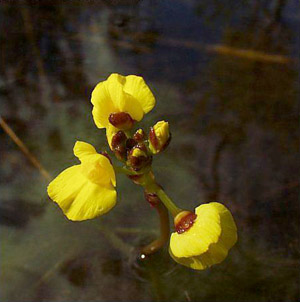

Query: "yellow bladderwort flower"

xmin=47 ymin=141 xmax=116 ymax=221
xmin=149 ymin=120 xmax=170 ymax=154
xmin=91 ymin=73 xmax=156 ymax=148
xmin=169 ymin=202 xmax=237 ymax=270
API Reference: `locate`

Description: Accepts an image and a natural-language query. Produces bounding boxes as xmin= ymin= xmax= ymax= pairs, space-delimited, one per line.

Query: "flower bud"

xmin=127 ymin=145 xmax=152 ymax=171
xmin=149 ymin=121 xmax=171 ymax=154
xmin=109 ymin=112 xmax=135 ymax=130
xmin=125 ymin=138 xmax=138 ymax=150
xmin=133 ymin=129 xmax=145 ymax=142
xmin=111 ymin=130 xmax=127 ymax=160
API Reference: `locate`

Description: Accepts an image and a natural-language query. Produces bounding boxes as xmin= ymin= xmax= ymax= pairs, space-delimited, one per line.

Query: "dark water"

xmin=0 ymin=1 xmax=299 ymax=301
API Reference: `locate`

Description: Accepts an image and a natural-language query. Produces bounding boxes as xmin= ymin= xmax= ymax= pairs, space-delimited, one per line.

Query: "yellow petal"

xmin=47 ymin=165 xmax=87 ymax=213
xmin=79 ymin=155 xmax=115 ymax=188
xmin=73 ymin=141 xmax=97 ymax=162
xmin=106 ymin=74 xmax=144 ymax=121
xmin=169 ymin=202 xmax=237 ymax=270
xmin=123 ymin=75 xmax=156 ymax=114
xmin=209 ymin=202 xmax=238 ymax=250
xmin=91 ymin=74 xmax=154 ymax=126
xmin=169 ymin=248 xmax=207 ymax=270
xmin=149 ymin=120 xmax=170 ymax=153
xmin=91 ymin=81 xmax=116 ymax=128
xmin=65 ymin=181 xmax=117 ymax=221
xmin=120 ymin=94 xmax=144 ymax=121
xmin=170 ymin=204 xmax=221 ymax=258
xmin=154 ymin=121 xmax=169 ymax=142
xmin=98 ymin=154 xmax=116 ymax=187
xmin=74 ymin=141 xmax=116 ymax=187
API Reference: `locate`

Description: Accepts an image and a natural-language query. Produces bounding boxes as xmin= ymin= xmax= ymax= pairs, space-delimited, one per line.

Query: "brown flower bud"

xmin=127 ymin=146 xmax=152 ymax=171
xmin=133 ymin=129 xmax=146 ymax=142
xmin=125 ymin=138 xmax=138 ymax=151
xmin=174 ymin=211 xmax=197 ymax=234
xmin=111 ymin=130 xmax=127 ymax=160
xmin=109 ymin=112 xmax=135 ymax=130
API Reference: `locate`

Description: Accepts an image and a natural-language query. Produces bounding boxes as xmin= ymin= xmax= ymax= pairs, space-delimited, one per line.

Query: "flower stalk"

xmin=155 ymin=188 xmax=182 ymax=218
xmin=140 ymin=201 xmax=170 ymax=255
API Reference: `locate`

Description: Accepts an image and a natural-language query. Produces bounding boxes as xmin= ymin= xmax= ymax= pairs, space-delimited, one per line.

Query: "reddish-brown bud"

xmin=174 ymin=211 xmax=197 ymax=234
xmin=136 ymin=142 xmax=147 ymax=153
xmin=127 ymin=146 xmax=152 ymax=171
xmin=125 ymin=138 xmax=137 ymax=150
xmin=109 ymin=112 xmax=135 ymax=130
xmin=149 ymin=127 xmax=158 ymax=149
xmin=149 ymin=121 xmax=171 ymax=154
xmin=111 ymin=131 xmax=127 ymax=160
xmin=133 ymin=129 xmax=146 ymax=142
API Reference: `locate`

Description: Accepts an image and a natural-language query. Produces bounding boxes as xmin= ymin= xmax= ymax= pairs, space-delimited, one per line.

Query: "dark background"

xmin=0 ymin=0 xmax=299 ymax=301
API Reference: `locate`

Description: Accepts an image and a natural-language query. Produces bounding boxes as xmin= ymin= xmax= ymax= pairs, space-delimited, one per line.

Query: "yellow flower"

xmin=149 ymin=120 xmax=170 ymax=154
xmin=91 ymin=73 xmax=156 ymax=148
xmin=169 ymin=202 xmax=237 ymax=270
xmin=47 ymin=141 xmax=117 ymax=221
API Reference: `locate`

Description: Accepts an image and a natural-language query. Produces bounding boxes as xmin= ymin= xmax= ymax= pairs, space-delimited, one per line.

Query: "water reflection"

xmin=0 ymin=0 xmax=299 ymax=301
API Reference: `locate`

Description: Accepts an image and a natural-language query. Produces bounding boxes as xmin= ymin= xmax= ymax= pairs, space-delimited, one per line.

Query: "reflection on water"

xmin=0 ymin=1 xmax=299 ymax=301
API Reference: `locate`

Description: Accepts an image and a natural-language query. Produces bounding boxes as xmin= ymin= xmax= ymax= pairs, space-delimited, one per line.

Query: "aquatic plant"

xmin=47 ymin=73 xmax=237 ymax=270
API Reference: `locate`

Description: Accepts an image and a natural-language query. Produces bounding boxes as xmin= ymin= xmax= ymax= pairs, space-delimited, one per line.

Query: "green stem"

xmin=155 ymin=188 xmax=182 ymax=217
xmin=140 ymin=172 xmax=182 ymax=217
xmin=114 ymin=166 xmax=139 ymax=176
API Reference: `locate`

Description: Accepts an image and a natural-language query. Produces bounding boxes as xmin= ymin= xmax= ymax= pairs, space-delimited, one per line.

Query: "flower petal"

xmin=209 ymin=202 xmax=238 ymax=250
xmin=169 ymin=248 xmax=207 ymax=270
xmin=104 ymin=74 xmax=127 ymax=110
xmin=106 ymin=74 xmax=144 ymax=121
xmin=73 ymin=141 xmax=97 ymax=162
xmin=123 ymin=75 xmax=156 ymax=114
xmin=47 ymin=165 xmax=87 ymax=213
xmin=120 ymin=94 xmax=144 ymax=122
xmin=73 ymin=141 xmax=116 ymax=187
xmin=91 ymin=81 xmax=116 ymax=128
xmin=98 ymin=154 xmax=116 ymax=187
xmin=65 ymin=181 xmax=117 ymax=221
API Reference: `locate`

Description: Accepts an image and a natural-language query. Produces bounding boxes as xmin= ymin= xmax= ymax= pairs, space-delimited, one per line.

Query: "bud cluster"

xmin=110 ymin=128 xmax=151 ymax=171
xmin=109 ymin=112 xmax=171 ymax=172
